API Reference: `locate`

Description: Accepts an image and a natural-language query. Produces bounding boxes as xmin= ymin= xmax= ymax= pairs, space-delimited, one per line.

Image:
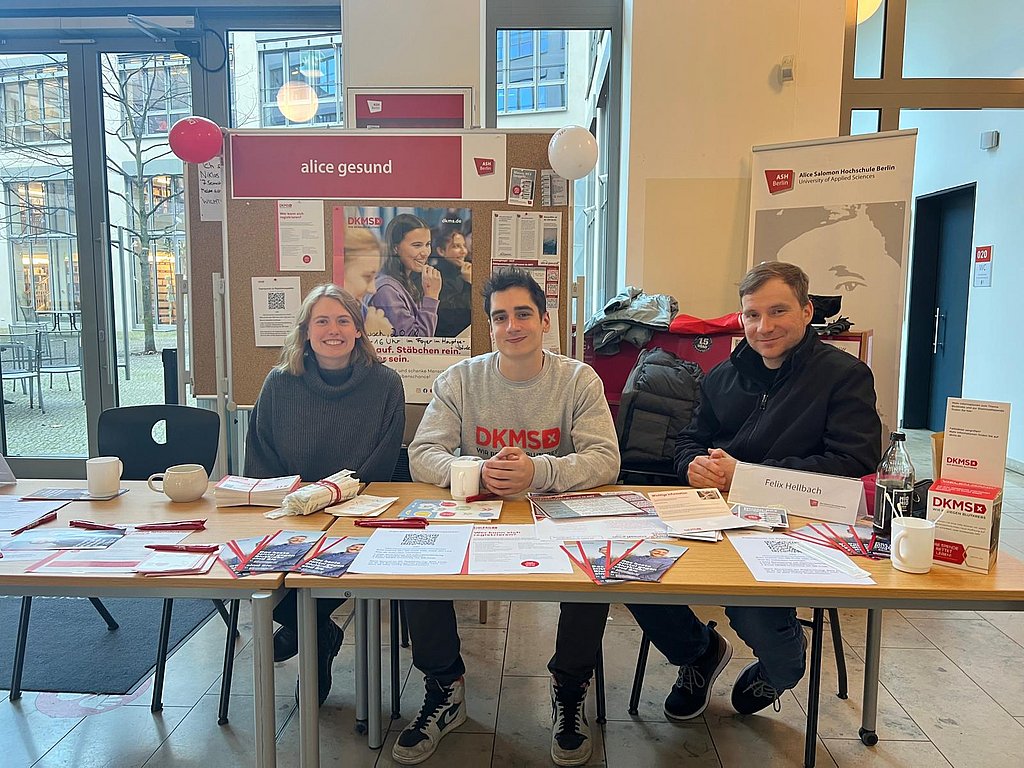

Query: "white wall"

xmin=620 ymin=0 xmax=846 ymax=317
xmin=900 ymin=109 xmax=1024 ymax=465
xmin=342 ymin=0 xmax=483 ymax=126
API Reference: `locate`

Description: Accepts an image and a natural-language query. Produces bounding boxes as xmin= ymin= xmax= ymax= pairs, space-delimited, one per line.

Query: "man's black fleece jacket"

xmin=674 ymin=328 xmax=882 ymax=481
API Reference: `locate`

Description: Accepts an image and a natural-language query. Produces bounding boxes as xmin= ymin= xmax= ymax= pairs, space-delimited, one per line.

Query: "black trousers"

xmin=273 ymin=588 xmax=345 ymax=632
xmin=403 ymin=600 xmax=610 ymax=685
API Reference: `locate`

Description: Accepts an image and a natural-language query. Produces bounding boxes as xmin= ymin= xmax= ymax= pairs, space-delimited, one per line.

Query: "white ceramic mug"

xmin=891 ymin=516 xmax=936 ymax=574
xmin=148 ymin=464 xmax=209 ymax=503
xmin=86 ymin=456 xmax=123 ymax=498
xmin=450 ymin=457 xmax=483 ymax=501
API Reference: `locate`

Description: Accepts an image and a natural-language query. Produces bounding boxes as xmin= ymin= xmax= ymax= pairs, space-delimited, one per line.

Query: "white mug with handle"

xmin=450 ymin=457 xmax=483 ymax=501
xmin=891 ymin=516 xmax=936 ymax=574
xmin=148 ymin=463 xmax=209 ymax=503
xmin=86 ymin=456 xmax=123 ymax=498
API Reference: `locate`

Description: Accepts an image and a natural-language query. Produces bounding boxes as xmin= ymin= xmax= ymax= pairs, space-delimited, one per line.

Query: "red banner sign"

xmin=354 ymin=93 xmax=467 ymax=129
xmin=230 ymin=133 xmax=464 ymax=200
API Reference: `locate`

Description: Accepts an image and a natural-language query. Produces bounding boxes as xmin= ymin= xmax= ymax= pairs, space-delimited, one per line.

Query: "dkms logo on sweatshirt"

xmin=476 ymin=426 xmax=561 ymax=451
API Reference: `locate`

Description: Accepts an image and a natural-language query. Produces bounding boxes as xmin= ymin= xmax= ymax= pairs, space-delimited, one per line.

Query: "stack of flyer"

xmin=214 ymin=475 xmax=301 ymax=507
xmin=786 ymin=522 xmax=888 ymax=559
xmin=562 ymin=539 xmax=688 ymax=584
xmin=219 ymin=530 xmax=368 ymax=577
xmin=135 ymin=550 xmax=218 ymax=576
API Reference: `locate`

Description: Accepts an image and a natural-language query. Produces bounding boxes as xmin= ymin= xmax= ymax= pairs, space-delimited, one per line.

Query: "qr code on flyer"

xmin=267 ymin=291 xmax=286 ymax=310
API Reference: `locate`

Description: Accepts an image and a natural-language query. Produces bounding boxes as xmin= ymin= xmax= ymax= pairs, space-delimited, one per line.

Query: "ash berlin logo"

xmin=474 ymin=157 xmax=496 ymax=176
xmin=765 ymin=169 xmax=794 ymax=194
xmin=808 ymin=499 xmax=820 ymax=507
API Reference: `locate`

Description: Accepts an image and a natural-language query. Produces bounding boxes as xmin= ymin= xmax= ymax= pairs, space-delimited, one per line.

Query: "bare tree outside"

xmin=101 ymin=52 xmax=190 ymax=354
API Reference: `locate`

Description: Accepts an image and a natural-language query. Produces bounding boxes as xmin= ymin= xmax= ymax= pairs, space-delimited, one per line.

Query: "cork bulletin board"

xmin=185 ymin=129 xmax=569 ymax=408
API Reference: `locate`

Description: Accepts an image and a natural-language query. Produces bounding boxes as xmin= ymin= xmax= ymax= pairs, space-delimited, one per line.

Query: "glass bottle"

xmin=873 ymin=431 xmax=915 ymax=536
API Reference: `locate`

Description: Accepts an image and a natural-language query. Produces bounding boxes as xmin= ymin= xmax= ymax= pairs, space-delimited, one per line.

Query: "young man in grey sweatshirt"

xmin=392 ymin=269 xmax=620 ymax=767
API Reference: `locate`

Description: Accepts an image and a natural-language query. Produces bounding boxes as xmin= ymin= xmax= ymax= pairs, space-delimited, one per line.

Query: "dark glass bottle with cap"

xmin=873 ymin=431 xmax=915 ymax=536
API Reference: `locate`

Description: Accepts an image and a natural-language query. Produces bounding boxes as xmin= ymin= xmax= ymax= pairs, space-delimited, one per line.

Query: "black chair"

xmin=96 ymin=405 xmax=240 ymax=723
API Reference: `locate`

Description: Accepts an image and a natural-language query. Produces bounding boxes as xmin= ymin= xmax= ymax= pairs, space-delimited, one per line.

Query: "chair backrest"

xmin=97 ymin=405 xmax=220 ymax=480
xmin=0 ymin=332 xmax=41 ymax=372
xmin=39 ymin=329 xmax=82 ymax=366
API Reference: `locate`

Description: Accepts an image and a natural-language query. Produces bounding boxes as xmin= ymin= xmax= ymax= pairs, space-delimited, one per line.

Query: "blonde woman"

xmin=245 ymin=283 xmax=405 ymax=706
xmin=342 ymin=226 xmax=393 ymax=336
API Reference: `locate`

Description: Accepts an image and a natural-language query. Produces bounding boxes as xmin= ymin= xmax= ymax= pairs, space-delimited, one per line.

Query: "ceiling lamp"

xmin=276 ymin=80 xmax=319 ymax=123
xmin=857 ymin=0 xmax=883 ymax=24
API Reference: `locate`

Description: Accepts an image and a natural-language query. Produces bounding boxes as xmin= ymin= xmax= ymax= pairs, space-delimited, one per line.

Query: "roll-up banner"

xmin=747 ymin=130 xmax=917 ymax=431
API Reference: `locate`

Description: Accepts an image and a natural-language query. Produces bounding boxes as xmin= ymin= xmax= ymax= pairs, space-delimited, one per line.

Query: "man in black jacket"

xmin=629 ymin=261 xmax=881 ymax=723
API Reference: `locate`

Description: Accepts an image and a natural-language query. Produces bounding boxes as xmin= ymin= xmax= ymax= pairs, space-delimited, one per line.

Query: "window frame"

xmin=496 ymin=29 xmax=568 ymax=115
xmin=255 ymin=34 xmax=344 ymax=128
xmin=0 ymin=61 xmax=71 ymax=145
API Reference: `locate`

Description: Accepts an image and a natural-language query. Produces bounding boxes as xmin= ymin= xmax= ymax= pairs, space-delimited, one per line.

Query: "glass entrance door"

xmin=0 ymin=36 xmax=195 ymax=476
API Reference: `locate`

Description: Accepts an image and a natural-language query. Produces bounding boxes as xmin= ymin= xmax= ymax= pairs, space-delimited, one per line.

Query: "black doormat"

xmin=0 ymin=596 xmax=217 ymax=695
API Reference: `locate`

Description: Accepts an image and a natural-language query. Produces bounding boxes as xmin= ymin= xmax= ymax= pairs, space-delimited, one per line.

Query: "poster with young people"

xmin=336 ymin=206 xmax=473 ymax=402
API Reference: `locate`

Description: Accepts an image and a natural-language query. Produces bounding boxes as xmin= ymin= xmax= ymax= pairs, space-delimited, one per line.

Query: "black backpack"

xmin=615 ymin=348 xmax=703 ymax=481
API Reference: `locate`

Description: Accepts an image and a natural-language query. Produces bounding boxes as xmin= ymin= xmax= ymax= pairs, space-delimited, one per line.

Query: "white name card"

xmin=729 ymin=462 xmax=865 ymax=525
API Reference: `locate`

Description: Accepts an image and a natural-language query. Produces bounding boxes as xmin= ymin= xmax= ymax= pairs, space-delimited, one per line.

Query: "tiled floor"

xmin=3 ymin=434 xmax=1024 ymax=767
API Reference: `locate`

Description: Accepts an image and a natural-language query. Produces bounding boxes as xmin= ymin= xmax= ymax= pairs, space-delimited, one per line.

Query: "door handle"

xmin=938 ymin=311 xmax=946 ymax=351
xmin=932 ymin=307 xmax=940 ymax=354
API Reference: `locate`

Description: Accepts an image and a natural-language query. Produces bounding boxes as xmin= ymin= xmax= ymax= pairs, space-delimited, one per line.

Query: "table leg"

xmin=367 ymin=599 xmax=383 ymax=749
xmin=804 ymin=608 xmax=825 ymax=768
xmin=298 ymin=588 xmax=320 ymax=768
xmin=859 ymin=608 xmax=883 ymax=746
xmin=252 ymin=591 xmax=278 ymax=768
xmin=355 ymin=598 xmax=369 ymax=735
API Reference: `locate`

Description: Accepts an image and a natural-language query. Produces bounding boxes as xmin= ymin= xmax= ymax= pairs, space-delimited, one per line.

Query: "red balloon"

xmin=168 ymin=116 xmax=223 ymax=164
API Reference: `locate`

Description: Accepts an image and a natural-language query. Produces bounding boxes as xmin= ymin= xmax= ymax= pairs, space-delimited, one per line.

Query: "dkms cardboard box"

xmin=927 ymin=398 xmax=1010 ymax=574
xmin=928 ymin=478 xmax=1002 ymax=573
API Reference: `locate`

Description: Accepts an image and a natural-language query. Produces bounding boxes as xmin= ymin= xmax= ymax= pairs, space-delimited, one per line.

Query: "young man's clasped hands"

xmin=481 ymin=446 xmax=535 ymax=496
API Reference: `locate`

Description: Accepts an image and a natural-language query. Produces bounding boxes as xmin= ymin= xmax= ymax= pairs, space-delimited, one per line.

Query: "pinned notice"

xmin=277 ymin=199 xmax=325 ymax=271
xmin=198 ymin=157 xmax=224 ymax=222
xmin=252 ymin=277 xmax=301 ymax=347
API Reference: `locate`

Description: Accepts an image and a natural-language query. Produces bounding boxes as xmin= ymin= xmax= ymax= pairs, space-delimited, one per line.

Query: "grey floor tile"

xmin=274 ymin=705 xmax=387 ymax=768
xmin=897 ymin=609 xmax=980 ymax=621
xmin=141 ymin=694 xmax=295 ymax=767
xmin=0 ymin=693 xmax=83 ymax=768
xmin=902 ymin=618 xmax=1024 ymax=715
xmin=999 ymin=528 xmax=1024 ymax=552
xmin=598 ymin=623 xmax=681 ymax=723
xmin=791 ymin=639 xmax=926 ymax=741
xmin=492 ymin=675 xmax=605 ymax=767
xmin=603 ymin=720 xmax=719 ymax=766
xmin=456 ymin=598 xmax=511 ymax=629
xmin=822 ymin=738 xmax=953 ymax=767
xmin=375 ymin=729 xmax=495 ymax=768
xmin=876 ymin=648 xmax=1024 ymax=768
xmin=504 ymin=606 xmax=557 ymax=677
xmin=33 ymin=703 xmax=188 ymax=768
xmin=977 ymin=610 xmax=1024 ymax=647
xmin=838 ymin=608 xmax=936 ymax=648
xmin=704 ymin=660 xmax=837 ymax=767
xmin=123 ymin=614 xmax=239 ymax=708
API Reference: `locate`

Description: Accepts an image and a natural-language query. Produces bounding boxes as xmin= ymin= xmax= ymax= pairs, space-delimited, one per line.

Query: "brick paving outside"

xmin=1 ymin=329 xmax=193 ymax=458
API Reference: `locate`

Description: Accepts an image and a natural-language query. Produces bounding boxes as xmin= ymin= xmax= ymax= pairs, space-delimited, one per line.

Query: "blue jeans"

xmin=627 ymin=604 xmax=806 ymax=691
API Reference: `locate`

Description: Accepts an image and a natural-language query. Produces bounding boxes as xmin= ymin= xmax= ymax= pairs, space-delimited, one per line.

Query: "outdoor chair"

xmin=38 ymin=329 xmax=84 ymax=393
xmin=95 ymin=405 xmax=240 ymax=722
xmin=0 ymin=332 xmax=45 ymax=412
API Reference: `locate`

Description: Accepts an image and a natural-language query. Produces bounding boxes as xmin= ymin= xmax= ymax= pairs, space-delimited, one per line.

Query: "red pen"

xmin=10 ymin=511 xmax=58 ymax=536
xmin=465 ymin=492 xmax=499 ymax=503
xmin=354 ymin=518 xmax=429 ymax=529
xmin=70 ymin=519 xmax=127 ymax=532
xmin=135 ymin=519 xmax=207 ymax=531
xmin=145 ymin=544 xmax=220 ymax=553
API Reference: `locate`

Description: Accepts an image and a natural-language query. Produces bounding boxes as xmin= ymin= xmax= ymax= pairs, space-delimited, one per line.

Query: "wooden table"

xmin=0 ymin=480 xmax=336 ymax=768
xmin=286 ymin=483 xmax=1024 ymax=768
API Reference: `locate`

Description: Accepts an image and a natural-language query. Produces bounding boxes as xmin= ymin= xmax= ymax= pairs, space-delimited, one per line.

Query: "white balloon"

xmin=547 ymin=125 xmax=598 ymax=180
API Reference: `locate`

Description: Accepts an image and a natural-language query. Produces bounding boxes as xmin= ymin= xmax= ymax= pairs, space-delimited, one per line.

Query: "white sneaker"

xmin=550 ymin=677 xmax=592 ymax=766
xmin=392 ymin=676 xmax=466 ymax=765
